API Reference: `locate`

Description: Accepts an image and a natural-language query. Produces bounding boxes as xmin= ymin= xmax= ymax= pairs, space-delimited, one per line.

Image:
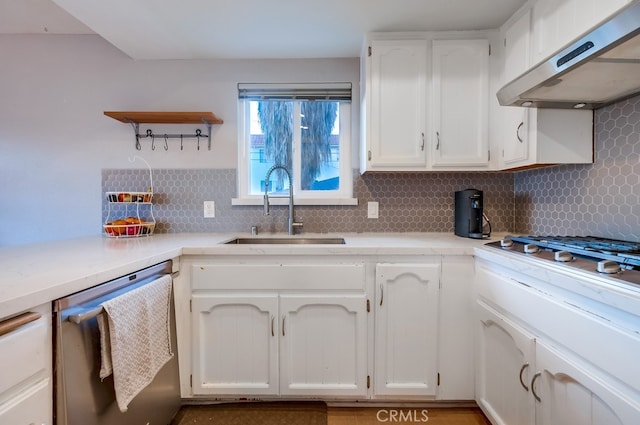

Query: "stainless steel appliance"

xmin=53 ymin=260 xmax=180 ymax=425
xmin=497 ymin=2 xmax=640 ymax=109
xmin=455 ymin=189 xmax=490 ymax=239
xmin=486 ymin=235 xmax=640 ymax=285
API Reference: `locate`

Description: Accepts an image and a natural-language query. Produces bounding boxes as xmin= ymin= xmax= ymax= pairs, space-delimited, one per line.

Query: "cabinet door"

xmin=279 ymin=294 xmax=368 ymax=397
xmin=534 ymin=339 xmax=640 ymax=425
xmin=501 ymin=9 xmax=530 ymax=167
xmin=477 ymin=301 xmax=536 ymax=425
xmin=531 ymin=0 xmax=571 ymax=64
xmin=431 ymin=39 xmax=489 ymax=168
xmin=374 ymin=262 xmax=440 ymax=397
xmin=191 ymin=294 xmax=278 ymax=395
xmin=366 ymin=39 xmax=428 ymax=169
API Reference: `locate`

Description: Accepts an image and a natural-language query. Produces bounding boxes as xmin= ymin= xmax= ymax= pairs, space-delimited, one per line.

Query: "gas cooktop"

xmin=486 ymin=235 xmax=640 ymax=285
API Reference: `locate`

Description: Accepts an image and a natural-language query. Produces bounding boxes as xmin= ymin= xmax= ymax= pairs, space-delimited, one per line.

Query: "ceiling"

xmin=1 ymin=0 xmax=527 ymax=59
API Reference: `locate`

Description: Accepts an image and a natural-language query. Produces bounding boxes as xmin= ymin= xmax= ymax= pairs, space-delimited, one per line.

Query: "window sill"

xmin=232 ymin=197 xmax=358 ymax=206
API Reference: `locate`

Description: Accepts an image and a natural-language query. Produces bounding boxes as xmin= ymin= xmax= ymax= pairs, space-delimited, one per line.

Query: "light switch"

xmin=368 ymin=201 xmax=379 ymax=219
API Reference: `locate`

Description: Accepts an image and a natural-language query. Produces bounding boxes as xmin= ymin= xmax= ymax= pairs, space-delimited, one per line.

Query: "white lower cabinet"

xmin=279 ymin=294 xmax=368 ymax=397
xmin=192 ymin=294 xmax=279 ymax=396
xmin=189 ymin=262 xmax=368 ymax=398
xmin=0 ymin=304 xmax=52 ymax=425
xmin=477 ymin=300 xmax=536 ymax=425
xmin=534 ymin=339 xmax=640 ymax=425
xmin=180 ymin=255 xmax=474 ymax=401
xmin=374 ymin=262 xmax=440 ymax=397
xmin=475 ymin=258 xmax=640 ymax=425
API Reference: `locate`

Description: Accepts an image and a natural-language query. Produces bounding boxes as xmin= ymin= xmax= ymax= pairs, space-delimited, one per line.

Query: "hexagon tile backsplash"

xmin=102 ymin=169 xmax=514 ymax=235
xmin=515 ymin=93 xmax=640 ymax=241
xmin=102 ymin=93 xmax=640 ymax=239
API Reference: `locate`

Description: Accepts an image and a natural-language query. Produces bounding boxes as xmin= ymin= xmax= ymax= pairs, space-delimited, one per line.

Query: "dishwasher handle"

xmin=66 ymin=270 xmax=179 ymax=324
xmin=68 ymin=306 xmax=104 ymax=324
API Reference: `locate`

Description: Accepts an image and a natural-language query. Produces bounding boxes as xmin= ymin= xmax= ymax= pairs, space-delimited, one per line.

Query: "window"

xmin=233 ymin=83 xmax=355 ymax=205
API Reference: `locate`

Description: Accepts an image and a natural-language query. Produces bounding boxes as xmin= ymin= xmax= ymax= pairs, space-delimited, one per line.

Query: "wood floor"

xmin=327 ymin=406 xmax=490 ymax=425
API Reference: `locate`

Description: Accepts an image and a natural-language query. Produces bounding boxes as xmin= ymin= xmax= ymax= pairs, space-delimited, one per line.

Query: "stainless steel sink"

xmin=224 ymin=237 xmax=346 ymax=245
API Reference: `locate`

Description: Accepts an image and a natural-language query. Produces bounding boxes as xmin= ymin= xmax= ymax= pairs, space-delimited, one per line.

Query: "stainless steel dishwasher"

xmin=53 ymin=260 xmax=180 ymax=425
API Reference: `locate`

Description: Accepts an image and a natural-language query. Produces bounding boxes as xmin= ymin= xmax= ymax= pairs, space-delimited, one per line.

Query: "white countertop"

xmin=0 ymin=232 xmax=499 ymax=319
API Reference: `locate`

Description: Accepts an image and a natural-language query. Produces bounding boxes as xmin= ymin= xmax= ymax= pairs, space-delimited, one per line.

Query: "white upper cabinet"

xmin=431 ymin=39 xmax=490 ymax=169
xmin=531 ymin=0 xmax=631 ymax=65
xmin=360 ymin=34 xmax=492 ymax=172
xmin=496 ymin=4 xmax=594 ymax=170
xmin=361 ymin=39 xmax=428 ymax=171
xmin=500 ymin=9 xmax=531 ymax=167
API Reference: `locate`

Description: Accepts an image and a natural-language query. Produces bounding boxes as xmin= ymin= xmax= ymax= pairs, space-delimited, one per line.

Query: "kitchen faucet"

xmin=263 ymin=164 xmax=303 ymax=235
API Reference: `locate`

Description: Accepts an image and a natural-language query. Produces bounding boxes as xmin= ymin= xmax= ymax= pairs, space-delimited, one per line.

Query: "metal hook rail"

xmin=130 ymin=121 xmax=212 ymax=151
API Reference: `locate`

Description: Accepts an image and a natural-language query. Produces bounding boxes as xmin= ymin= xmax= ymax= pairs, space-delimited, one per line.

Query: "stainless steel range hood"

xmin=497 ymin=2 xmax=640 ymax=109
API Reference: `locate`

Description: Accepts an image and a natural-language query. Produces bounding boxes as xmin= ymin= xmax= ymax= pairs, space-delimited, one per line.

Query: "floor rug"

xmin=171 ymin=401 xmax=327 ymax=425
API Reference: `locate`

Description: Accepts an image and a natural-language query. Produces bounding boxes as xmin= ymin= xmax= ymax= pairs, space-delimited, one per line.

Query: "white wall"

xmin=0 ymin=35 xmax=359 ymax=246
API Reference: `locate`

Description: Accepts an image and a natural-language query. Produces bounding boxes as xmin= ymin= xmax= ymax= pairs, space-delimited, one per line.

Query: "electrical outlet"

xmin=204 ymin=201 xmax=216 ymax=218
xmin=367 ymin=201 xmax=379 ymax=219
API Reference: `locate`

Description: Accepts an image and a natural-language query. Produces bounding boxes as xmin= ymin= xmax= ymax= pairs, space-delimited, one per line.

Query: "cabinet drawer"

xmin=192 ymin=263 xmax=366 ymax=291
xmin=0 ymin=313 xmax=48 ymax=396
xmin=0 ymin=379 xmax=50 ymax=424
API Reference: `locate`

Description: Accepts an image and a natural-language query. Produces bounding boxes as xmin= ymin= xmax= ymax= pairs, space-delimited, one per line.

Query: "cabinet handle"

xmin=282 ymin=316 xmax=286 ymax=336
xmin=379 ymin=284 xmax=384 ymax=306
xmin=271 ymin=315 xmax=275 ymax=337
xmin=531 ymin=372 xmax=542 ymax=402
xmin=516 ymin=122 xmax=524 ymax=143
xmin=519 ymin=363 xmax=530 ymax=391
xmin=436 ymin=132 xmax=440 ymax=150
xmin=0 ymin=311 xmax=41 ymax=337
xmin=420 ymin=132 xmax=425 ymax=151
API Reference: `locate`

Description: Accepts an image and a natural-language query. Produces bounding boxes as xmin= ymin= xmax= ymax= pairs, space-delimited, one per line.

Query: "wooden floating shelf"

xmin=104 ymin=111 xmax=223 ymax=151
xmin=104 ymin=111 xmax=223 ymax=125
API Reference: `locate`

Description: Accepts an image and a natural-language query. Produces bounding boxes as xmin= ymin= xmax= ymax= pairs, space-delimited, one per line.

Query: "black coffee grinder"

xmin=454 ymin=189 xmax=490 ymax=239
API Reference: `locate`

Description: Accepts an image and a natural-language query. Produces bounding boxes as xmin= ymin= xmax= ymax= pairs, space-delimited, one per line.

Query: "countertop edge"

xmin=0 ymin=233 xmax=501 ymax=319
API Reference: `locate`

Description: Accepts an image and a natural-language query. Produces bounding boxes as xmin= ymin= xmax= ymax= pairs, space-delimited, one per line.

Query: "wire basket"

xmin=104 ymin=156 xmax=156 ymax=238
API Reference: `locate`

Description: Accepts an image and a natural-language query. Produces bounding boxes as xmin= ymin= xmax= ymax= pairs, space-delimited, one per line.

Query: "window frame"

xmin=232 ymin=85 xmax=356 ymax=206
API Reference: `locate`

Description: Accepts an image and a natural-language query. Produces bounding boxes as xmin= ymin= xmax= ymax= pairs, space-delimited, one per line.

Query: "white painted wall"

xmin=0 ymin=35 xmax=359 ymax=246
